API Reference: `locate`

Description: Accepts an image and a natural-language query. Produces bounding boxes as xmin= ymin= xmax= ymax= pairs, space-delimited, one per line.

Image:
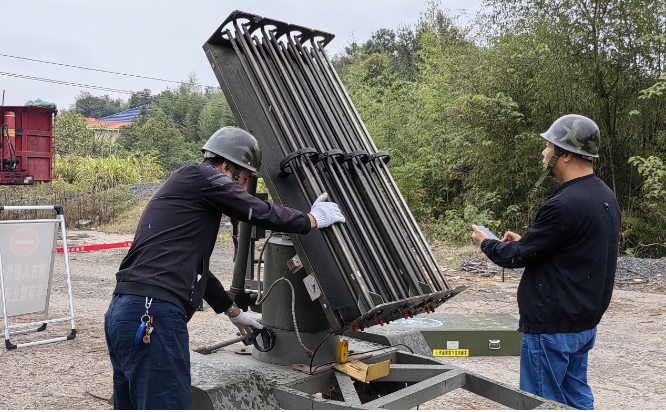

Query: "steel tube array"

xmin=220 ymin=16 xmax=451 ymax=314
xmin=227 ymin=23 xmax=374 ymax=311
xmin=313 ymin=43 xmax=451 ymax=290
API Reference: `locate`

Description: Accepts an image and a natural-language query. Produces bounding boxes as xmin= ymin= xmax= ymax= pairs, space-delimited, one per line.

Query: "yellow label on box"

xmin=433 ymin=349 xmax=469 ymax=357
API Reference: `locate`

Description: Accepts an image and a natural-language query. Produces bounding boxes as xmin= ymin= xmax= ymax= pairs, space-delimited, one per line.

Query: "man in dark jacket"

xmin=471 ymin=115 xmax=621 ymax=410
xmin=105 ymin=127 xmax=345 ymax=410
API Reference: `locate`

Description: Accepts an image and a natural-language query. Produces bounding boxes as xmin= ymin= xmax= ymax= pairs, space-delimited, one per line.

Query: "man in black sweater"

xmin=471 ymin=115 xmax=621 ymax=410
xmin=105 ymin=127 xmax=345 ymax=409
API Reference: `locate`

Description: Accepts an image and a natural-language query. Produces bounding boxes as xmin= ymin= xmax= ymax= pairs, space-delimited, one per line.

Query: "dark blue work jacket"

xmin=114 ymin=163 xmax=311 ymax=321
xmin=482 ymin=174 xmax=621 ymax=334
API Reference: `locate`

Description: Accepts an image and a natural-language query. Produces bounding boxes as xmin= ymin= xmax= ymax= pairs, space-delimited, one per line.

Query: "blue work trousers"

xmin=105 ymin=294 xmax=191 ymax=410
xmin=520 ymin=327 xmax=597 ymax=410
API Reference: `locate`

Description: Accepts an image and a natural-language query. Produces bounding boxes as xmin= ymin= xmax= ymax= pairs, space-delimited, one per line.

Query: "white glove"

xmin=309 ymin=193 xmax=346 ymax=229
xmin=229 ymin=309 xmax=263 ymax=336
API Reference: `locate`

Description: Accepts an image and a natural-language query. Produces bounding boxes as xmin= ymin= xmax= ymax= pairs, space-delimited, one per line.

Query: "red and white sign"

xmin=10 ymin=228 xmax=39 ymax=256
xmin=56 ymin=241 xmax=133 ymax=254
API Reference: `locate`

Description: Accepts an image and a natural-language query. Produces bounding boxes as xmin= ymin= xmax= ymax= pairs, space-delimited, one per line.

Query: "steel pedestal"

xmin=190 ymin=338 xmax=572 ymax=410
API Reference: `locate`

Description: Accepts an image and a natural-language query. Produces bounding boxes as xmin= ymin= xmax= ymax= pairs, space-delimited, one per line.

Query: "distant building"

xmin=85 ymin=105 xmax=150 ymax=130
xmin=82 ymin=105 xmax=150 ymax=155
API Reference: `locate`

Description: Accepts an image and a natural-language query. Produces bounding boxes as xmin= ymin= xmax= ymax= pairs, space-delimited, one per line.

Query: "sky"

xmin=0 ymin=0 xmax=482 ymax=111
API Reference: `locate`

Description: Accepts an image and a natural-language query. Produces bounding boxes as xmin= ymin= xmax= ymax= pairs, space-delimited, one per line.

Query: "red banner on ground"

xmin=56 ymin=241 xmax=133 ymax=253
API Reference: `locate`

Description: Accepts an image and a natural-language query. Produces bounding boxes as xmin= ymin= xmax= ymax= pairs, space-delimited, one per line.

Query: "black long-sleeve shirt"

xmin=481 ymin=174 xmax=621 ymax=334
xmin=115 ymin=163 xmax=311 ymax=320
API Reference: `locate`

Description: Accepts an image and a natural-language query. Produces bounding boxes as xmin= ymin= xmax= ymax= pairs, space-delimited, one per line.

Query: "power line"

xmin=0 ymin=53 xmax=181 ymax=84
xmin=0 ymin=71 xmax=231 ymax=109
xmin=0 ymin=71 xmax=134 ymax=94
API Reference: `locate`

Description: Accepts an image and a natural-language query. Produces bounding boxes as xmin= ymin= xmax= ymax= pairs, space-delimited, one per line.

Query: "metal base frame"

xmin=190 ymin=339 xmax=571 ymax=410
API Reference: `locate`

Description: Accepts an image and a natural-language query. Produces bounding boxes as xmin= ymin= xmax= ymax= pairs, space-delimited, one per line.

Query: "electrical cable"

xmin=0 ymin=53 xmax=181 ymax=83
xmin=616 ymin=266 xmax=647 ymax=278
xmin=309 ymin=331 xmax=334 ymax=374
xmin=310 ymin=343 xmax=415 ymax=374
xmin=615 ymin=266 xmax=650 ymax=284
xmin=0 ymin=71 xmax=133 ymax=94
xmin=255 ymin=231 xmax=274 ymax=301
xmin=255 ymin=267 xmax=313 ymax=357
xmin=0 ymin=71 xmax=232 ymax=110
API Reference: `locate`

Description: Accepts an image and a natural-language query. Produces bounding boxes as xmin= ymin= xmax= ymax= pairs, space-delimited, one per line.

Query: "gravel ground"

xmin=124 ymin=183 xmax=163 ymax=201
xmin=459 ymin=254 xmax=666 ymax=294
xmin=0 ymin=231 xmax=664 ymax=409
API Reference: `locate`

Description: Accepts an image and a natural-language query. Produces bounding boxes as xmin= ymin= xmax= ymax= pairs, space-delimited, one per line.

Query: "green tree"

xmin=154 ymin=73 xmax=206 ymax=142
xmin=127 ymin=89 xmax=154 ymax=109
xmin=70 ymin=91 xmax=126 ymax=118
xmin=333 ymin=0 xmax=666 ymax=254
xmin=117 ymin=107 xmax=198 ymax=172
xmin=54 ymin=111 xmax=115 ymax=157
xmin=197 ymin=89 xmax=236 ymax=140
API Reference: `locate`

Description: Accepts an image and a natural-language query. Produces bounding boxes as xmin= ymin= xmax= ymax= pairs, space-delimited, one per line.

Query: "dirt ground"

xmin=1 ymin=231 xmax=664 ymax=410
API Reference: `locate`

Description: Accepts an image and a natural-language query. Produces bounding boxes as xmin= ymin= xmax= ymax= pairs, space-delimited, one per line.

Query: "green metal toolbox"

xmin=349 ymin=313 xmax=522 ymax=357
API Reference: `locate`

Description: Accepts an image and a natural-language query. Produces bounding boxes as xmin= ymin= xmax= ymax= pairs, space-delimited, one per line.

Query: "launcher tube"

xmin=313 ymin=41 xmax=451 ymax=289
xmin=274 ymin=35 xmax=406 ymax=300
xmin=246 ymin=27 xmax=396 ymax=300
xmin=279 ymin=34 xmax=409 ymax=300
xmin=223 ymin=28 xmax=357 ymax=308
xmin=290 ymin=36 xmax=424 ymax=293
xmin=260 ymin=30 xmax=402 ymax=300
xmin=231 ymin=24 xmax=374 ymax=309
xmin=306 ymin=44 xmax=436 ymax=290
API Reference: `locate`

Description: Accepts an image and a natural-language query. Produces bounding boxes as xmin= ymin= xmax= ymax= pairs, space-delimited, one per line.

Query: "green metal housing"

xmin=351 ymin=314 xmax=522 ymax=357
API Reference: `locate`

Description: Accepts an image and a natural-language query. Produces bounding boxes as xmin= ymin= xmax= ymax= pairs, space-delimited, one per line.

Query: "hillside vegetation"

xmin=16 ymin=0 xmax=665 ymax=257
xmin=333 ymin=0 xmax=666 ymax=257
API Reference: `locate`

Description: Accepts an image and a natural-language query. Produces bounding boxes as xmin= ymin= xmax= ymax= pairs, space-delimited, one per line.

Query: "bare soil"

xmin=1 ymin=231 xmax=664 ymax=410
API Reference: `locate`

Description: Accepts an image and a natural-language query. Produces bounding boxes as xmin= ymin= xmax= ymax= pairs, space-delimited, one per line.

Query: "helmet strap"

xmin=535 ymin=146 xmax=565 ymax=188
xmin=225 ymin=161 xmax=243 ymax=182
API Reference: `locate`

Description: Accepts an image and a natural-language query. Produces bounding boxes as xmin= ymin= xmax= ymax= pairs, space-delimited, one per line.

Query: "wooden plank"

xmin=334 ymin=360 xmax=391 ymax=383
xmin=291 ymin=353 xmax=373 ymax=374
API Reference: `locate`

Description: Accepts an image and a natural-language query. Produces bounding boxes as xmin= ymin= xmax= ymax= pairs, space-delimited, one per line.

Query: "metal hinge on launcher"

xmin=286 ymin=254 xmax=303 ymax=273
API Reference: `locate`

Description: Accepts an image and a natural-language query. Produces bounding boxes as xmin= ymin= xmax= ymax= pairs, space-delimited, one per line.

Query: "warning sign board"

xmin=0 ymin=221 xmax=58 ymax=318
xmin=11 ymin=228 xmax=40 ymax=256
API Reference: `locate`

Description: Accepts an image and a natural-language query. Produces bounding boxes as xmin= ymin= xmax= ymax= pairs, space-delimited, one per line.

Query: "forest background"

xmin=14 ymin=0 xmax=666 ymax=257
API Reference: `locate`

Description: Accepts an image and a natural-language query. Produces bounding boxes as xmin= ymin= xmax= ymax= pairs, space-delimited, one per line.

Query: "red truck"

xmin=0 ymin=106 xmax=55 ymax=184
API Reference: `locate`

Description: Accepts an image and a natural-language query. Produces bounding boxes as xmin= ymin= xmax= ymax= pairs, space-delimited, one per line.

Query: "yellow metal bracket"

xmin=335 ymin=340 xmax=349 ymax=364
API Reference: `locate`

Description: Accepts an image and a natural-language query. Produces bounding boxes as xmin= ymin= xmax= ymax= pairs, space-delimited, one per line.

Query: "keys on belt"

xmin=134 ymin=297 xmax=155 ymax=346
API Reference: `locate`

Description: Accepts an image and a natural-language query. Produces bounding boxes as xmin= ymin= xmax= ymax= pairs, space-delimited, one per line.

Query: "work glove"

xmin=229 ymin=309 xmax=263 ymax=336
xmin=309 ymin=193 xmax=346 ymax=229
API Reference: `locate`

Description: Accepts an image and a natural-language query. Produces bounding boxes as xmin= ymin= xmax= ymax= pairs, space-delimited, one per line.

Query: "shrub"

xmin=54 ymin=154 xmax=164 ymax=192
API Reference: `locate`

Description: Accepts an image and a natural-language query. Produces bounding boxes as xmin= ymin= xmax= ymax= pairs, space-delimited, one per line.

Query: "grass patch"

xmin=217 ymin=225 xmax=234 ymax=246
xmin=100 ymin=199 xmax=149 ymax=234
xmin=99 ymin=202 xmax=238 ymax=248
xmin=430 ymin=243 xmax=481 ymax=269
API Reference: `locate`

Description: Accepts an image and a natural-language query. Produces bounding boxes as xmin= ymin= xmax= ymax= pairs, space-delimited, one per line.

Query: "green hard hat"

xmin=540 ymin=114 xmax=600 ymax=159
xmin=201 ymin=127 xmax=262 ymax=173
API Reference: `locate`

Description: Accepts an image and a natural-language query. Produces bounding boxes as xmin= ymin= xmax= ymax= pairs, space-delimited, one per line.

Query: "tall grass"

xmin=55 ymin=154 xmax=163 ymax=192
xmin=0 ymin=154 xmax=164 ymax=227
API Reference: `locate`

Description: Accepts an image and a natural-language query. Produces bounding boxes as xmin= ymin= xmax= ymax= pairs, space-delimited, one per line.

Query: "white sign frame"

xmin=0 ymin=205 xmax=76 ymax=350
